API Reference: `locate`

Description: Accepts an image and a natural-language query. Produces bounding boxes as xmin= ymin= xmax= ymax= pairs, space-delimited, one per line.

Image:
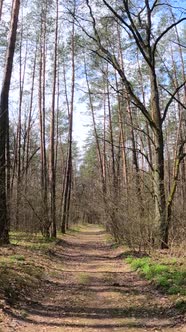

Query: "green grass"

xmin=10 ymin=231 xmax=57 ymax=252
xmin=125 ymin=256 xmax=186 ymax=295
xmin=9 ymin=254 xmax=25 ymax=261
xmin=174 ymin=299 xmax=186 ymax=313
xmin=68 ymin=225 xmax=82 ymax=233
xmin=77 ymin=272 xmax=90 ymax=285
xmin=0 ymin=255 xmax=26 ymax=270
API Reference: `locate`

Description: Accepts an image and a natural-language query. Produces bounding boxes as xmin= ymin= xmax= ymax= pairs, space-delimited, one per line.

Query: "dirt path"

xmin=2 ymin=225 xmax=186 ymax=332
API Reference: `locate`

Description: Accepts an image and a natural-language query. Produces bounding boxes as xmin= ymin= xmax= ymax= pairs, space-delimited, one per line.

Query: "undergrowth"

xmin=0 ymin=258 xmax=43 ymax=305
xmin=0 ymin=232 xmax=58 ymax=306
xmin=10 ymin=232 xmax=57 ymax=252
xmin=126 ymin=256 xmax=186 ymax=296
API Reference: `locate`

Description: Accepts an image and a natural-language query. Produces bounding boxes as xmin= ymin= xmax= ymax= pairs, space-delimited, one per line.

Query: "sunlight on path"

xmin=3 ymin=225 xmax=186 ymax=332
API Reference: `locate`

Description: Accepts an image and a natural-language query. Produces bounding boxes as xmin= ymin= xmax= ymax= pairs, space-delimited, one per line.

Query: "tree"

xmin=61 ymin=2 xmax=76 ymax=233
xmin=79 ymin=0 xmax=186 ymax=248
xmin=49 ymin=0 xmax=59 ymax=238
xmin=0 ymin=0 xmax=20 ymax=244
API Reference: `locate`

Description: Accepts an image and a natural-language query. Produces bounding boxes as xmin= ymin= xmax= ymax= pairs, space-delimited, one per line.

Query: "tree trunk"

xmin=150 ymin=70 xmax=166 ymax=248
xmin=38 ymin=9 xmax=49 ymax=237
xmin=16 ymin=29 xmax=28 ymax=228
xmin=61 ymin=8 xmax=75 ymax=233
xmin=106 ymin=66 xmax=116 ymax=192
xmin=0 ymin=0 xmax=3 ymax=20
xmin=84 ymin=55 xmax=106 ymax=195
xmin=0 ymin=0 xmax=20 ymax=244
xmin=25 ymin=42 xmax=37 ymax=183
xmin=49 ymin=0 xmax=59 ymax=238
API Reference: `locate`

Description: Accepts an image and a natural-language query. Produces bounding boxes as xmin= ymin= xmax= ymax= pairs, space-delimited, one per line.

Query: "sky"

xmin=73 ymin=102 xmax=90 ymax=151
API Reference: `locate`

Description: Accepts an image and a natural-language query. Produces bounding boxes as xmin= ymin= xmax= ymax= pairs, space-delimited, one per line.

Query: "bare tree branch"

xmin=102 ymin=0 xmax=152 ymax=66
xmin=161 ymin=82 xmax=186 ymax=123
xmin=153 ymin=17 xmax=186 ymax=55
xmin=171 ymin=40 xmax=186 ymax=49
xmin=150 ymin=0 xmax=159 ymax=12
xmin=22 ymin=147 xmax=40 ymax=175
xmin=98 ymin=135 xmax=154 ymax=171
xmin=84 ymin=1 xmax=156 ymax=130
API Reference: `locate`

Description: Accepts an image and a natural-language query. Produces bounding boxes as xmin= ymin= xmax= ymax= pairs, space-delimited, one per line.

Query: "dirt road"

xmin=2 ymin=225 xmax=186 ymax=331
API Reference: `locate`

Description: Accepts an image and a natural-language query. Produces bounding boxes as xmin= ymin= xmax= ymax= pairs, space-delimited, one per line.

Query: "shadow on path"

xmin=4 ymin=225 xmax=185 ymax=331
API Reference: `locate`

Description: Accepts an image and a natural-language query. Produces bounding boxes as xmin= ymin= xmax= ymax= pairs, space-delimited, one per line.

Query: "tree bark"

xmin=0 ymin=0 xmax=3 ymax=20
xmin=16 ymin=28 xmax=28 ymax=228
xmin=38 ymin=7 xmax=49 ymax=237
xmin=84 ymin=55 xmax=106 ymax=195
xmin=149 ymin=68 xmax=166 ymax=248
xmin=49 ymin=0 xmax=59 ymax=238
xmin=0 ymin=0 xmax=20 ymax=244
xmin=61 ymin=7 xmax=75 ymax=233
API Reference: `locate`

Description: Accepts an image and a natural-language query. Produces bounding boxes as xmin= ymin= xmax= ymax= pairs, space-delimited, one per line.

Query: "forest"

xmin=0 ymin=0 xmax=186 ymax=331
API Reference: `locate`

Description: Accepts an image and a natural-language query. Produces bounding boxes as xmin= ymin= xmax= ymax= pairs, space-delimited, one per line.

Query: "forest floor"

xmin=0 ymin=225 xmax=186 ymax=332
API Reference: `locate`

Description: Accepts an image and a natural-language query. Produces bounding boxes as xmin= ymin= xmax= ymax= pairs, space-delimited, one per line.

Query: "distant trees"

xmin=0 ymin=0 xmax=185 ymax=250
